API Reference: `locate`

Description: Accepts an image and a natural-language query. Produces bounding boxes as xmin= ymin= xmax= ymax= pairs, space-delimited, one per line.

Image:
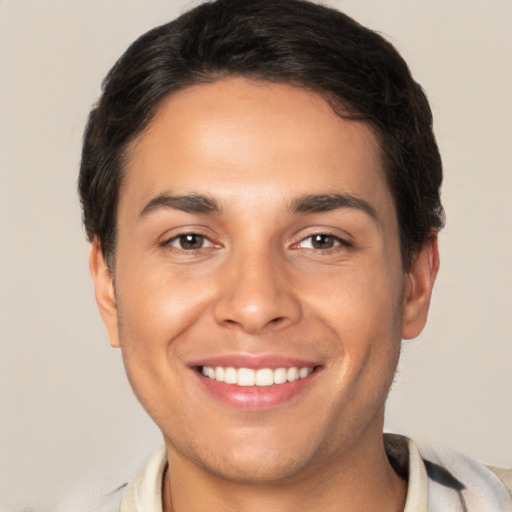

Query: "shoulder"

xmin=54 ymin=482 xmax=125 ymax=512
xmin=53 ymin=447 xmax=166 ymax=512
xmin=415 ymin=439 xmax=512 ymax=511
xmin=487 ymin=466 xmax=512 ymax=497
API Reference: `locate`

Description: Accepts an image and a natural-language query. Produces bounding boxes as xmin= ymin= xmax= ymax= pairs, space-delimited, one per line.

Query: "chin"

xmin=194 ymin=447 xmax=315 ymax=485
xmin=166 ymin=420 xmax=338 ymax=487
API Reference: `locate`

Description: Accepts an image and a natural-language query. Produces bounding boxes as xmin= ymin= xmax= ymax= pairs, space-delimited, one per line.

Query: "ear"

xmin=402 ymin=230 xmax=440 ymax=340
xmin=89 ymin=238 xmax=120 ymax=348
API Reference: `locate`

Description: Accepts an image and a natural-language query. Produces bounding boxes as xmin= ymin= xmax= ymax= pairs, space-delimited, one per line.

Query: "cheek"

xmin=306 ymin=260 xmax=404 ymax=330
xmin=112 ymin=261 xmax=217 ymax=398
xmin=115 ymin=258 xmax=216 ymax=340
xmin=113 ymin=266 xmax=215 ymax=425
xmin=301 ymin=259 xmax=405 ymax=377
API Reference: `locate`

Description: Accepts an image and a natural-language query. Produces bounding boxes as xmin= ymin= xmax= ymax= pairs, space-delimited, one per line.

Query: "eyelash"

xmin=293 ymin=233 xmax=352 ymax=251
xmin=162 ymin=233 xmax=216 ymax=251
xmin=161 ymin=232 xmax=351 ymax=253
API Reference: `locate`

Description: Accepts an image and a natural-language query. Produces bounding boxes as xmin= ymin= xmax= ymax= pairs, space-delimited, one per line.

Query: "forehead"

xmin=122 ymin=77 xmax=394 ymax=225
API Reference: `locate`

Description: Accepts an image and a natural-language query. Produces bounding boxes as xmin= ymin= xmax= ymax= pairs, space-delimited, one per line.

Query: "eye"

xmin=165 ymin=233 xmax=213 ymax=250
xmin=296 ymin=233 xmax=349 ymax=250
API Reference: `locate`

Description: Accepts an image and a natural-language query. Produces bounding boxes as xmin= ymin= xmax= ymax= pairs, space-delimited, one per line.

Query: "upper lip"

xmin=188 ymin=352 xmax=322 ymax=370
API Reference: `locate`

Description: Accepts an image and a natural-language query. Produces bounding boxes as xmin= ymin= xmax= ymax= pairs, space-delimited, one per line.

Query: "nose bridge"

xmin=213 ymin=242 xmax=301 ymax=333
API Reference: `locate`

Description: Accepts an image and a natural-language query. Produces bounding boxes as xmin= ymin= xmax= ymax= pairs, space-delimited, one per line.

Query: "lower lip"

xmin=194 ymin=370 xmax=319 ymax=410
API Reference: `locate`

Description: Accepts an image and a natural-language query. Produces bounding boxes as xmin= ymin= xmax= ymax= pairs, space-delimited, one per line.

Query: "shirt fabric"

xmin=90 ymin=435 xmax=512 ymax=511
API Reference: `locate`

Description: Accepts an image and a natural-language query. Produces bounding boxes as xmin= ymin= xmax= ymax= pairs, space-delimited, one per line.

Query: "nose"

xmin=213 ymin=249 xmax=302 ymax=334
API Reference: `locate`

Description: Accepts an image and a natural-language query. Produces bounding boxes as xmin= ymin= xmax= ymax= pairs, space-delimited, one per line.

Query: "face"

xmin=91 ymin=77 xmax=437 ymax=484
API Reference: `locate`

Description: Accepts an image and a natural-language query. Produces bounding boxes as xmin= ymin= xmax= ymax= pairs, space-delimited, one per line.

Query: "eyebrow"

xmin=289 ymin=193 xmax=377 ymax=219
xmin=139 ymin=193 xmax=220 ymax=217
xmin=139 ymin=192 xmax=376 ymax=220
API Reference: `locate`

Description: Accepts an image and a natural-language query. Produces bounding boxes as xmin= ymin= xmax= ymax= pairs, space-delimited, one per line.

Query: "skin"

xmin=90 ymin=77 xmax=439 ymax=511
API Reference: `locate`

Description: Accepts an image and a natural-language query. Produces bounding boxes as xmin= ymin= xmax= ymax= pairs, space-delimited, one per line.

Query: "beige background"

xmin=1 ymin=0 xmax=511 ymax=510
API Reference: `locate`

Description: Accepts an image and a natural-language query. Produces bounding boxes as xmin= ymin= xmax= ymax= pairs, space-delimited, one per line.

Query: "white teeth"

xmin=237 ymin=368 xmax=255 ymax=387
xmin=215 ymin=367 xmax=224 ymax=381
xmin=273 ymin=367 xmax=288 ymax=384
xmin=298 ymin=367 xmax=311 ymax=379
xmin=287 ymin=367 xmax=299 ymax=382
xmin=255 ymin=368 xmax=274 ymax=387
xmin=224 ymin=367 xmax=237 ymax=384
xmin=200 ymin=365 xmax=314 ymax=386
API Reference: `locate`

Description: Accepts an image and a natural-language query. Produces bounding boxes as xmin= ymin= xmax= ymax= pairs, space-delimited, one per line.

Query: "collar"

xmin=120 ymin=444 xmax=167 ymax=512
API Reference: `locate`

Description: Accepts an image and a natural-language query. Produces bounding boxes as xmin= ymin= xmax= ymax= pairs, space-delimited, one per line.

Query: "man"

xmin=79 ymin=0 xmax=512 ymax=510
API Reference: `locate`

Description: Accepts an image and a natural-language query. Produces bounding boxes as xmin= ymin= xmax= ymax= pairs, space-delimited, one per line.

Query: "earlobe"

xmin=89 ymin=238 xmax=120 ymax=348
xmin=402 ymin=230 xmax=440 ymax=340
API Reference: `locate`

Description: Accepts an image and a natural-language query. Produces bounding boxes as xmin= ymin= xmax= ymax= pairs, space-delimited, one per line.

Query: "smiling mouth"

xmin=197 ymin=366 xmax=317 ymax=387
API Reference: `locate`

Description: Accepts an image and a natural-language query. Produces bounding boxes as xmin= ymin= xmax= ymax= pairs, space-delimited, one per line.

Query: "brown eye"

xmin=163 ymin=232 xmax=217 ymax=252
xmin=295 ymin=233 xmax=350 ymax=251
xmin=311 ymin=234 xmax=336 ymax=249
xmin=178 ymin=234 xmax=205 ymax=250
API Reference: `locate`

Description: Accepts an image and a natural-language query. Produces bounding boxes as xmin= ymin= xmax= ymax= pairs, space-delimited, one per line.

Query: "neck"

xmin=162 ymin=426 xmax=407 ymax=512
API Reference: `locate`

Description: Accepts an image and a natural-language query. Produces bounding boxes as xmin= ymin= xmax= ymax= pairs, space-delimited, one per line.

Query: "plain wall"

xmin=1 ymin=1 xmax=511 ymax=510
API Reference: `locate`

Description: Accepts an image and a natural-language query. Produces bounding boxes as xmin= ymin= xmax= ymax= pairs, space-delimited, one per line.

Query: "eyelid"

xmin=298 ymin=235 xmax=341 ymax=248
xmin=295 ymin=234 xmax=351 ymax=250
xmin=165 ymin=234 xmax=215 ymax=249
xmin=290 ymin=227 xmax=354 ymax=250
xmin=159 ymin=227 xmax=222 ymax=250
